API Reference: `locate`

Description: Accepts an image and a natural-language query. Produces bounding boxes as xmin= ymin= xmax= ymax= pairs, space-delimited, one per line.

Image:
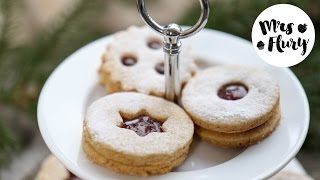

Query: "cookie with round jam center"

xmin=121 ymin=116 xmax=163 ymax=136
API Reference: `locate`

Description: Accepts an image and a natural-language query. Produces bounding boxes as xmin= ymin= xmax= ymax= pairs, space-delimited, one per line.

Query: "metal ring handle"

xmin=136 ymin=0 xmax=210 ymax=39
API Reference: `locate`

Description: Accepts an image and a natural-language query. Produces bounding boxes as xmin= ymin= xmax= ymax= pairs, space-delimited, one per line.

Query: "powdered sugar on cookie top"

xmin=84 ymin=92 xmax=194 ymax=156
xmin=182 ymin=65 xmax=280 ymax=132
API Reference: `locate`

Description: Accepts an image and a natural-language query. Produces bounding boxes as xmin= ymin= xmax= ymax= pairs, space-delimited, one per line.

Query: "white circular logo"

xmin=252 ymin=4 xmax=315 ymax=67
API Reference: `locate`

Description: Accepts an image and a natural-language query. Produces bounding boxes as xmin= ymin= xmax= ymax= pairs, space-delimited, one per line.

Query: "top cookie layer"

xmin=99 ymin=26 xmax=197 ymax=97
xmin=182 ymin=65 xmax=280 ymax=133
xmin=84 ymin=92 xmax=194 ymax=157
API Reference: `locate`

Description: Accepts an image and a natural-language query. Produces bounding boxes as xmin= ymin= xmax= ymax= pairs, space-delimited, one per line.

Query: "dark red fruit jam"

xmin=121 ymin=55 xmax=137 ymax=66
xmin=155 ymin=62 xmax=164 ymax=74
xmin=147 ymin=40 xmax=162 ymax=49
xmin=218 ymin=84 xmax=248 ymax=100
xmin=121 ymin=116 xmax=163 ymax=137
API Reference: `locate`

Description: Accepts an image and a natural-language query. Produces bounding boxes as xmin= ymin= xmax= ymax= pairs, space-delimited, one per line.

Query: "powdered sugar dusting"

xmin=85 ymin=92 xmax=194 ymax=156
xmin=100 ymin=26 xmax=197 ymax=96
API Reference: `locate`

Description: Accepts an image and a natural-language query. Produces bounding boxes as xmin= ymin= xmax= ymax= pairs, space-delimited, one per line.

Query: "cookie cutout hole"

xmin=155 ymin=62 xmax=165 ymax=75
xmin=147 ymin=38 xmax=162 ymax=49
xmin=218 ymin=83 xmax=248 ymax=101
xmin=120 ymin=114 xmax=164 ymax=137
xmin=121 ymin=55 xmax=137 ymax=66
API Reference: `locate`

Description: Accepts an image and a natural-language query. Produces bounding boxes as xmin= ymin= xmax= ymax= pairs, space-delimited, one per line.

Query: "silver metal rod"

xmin=136 ymin=0 xmax=210 ymax=102
xmin=164 ymin=53 xmax=180 ymax=102
xmin=163 ymin=24 xmax=181 ymax=102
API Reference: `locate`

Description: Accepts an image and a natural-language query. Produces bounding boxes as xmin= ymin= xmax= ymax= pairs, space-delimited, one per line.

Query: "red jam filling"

xmin=218 ymin=84 xmax=248 ymax=100
xmin=147 ymin=40 xmax=162 ymax=49
xmin=155 ymin=62 xmax=164 ymax=74
xmin=121 ymin=116 xmax=163 ymax=137
xmin=121 ymin=55 xmax=137 ymax=66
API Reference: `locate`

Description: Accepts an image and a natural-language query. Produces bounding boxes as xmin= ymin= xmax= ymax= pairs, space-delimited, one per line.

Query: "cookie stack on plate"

xmin=181 ymin=65 xmax=281 ymax=147
xmin=82 ymin=92 xmax=194 ymax=176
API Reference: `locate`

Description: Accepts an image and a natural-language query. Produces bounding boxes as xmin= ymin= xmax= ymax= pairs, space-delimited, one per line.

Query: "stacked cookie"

xmin=83 ymin=92 xmax=194 ymax=176
xmin=182 ymin=65 xmax=281 ymax=147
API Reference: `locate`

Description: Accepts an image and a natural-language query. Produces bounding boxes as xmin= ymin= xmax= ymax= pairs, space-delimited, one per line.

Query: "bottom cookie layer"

xmin=196 ymin=108 xmax=281 ymax=148
xmin=82 ymin=137 xmax=189 ymax=176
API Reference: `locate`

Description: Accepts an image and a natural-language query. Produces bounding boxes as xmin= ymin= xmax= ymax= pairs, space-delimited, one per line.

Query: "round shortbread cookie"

xmin=83 ymin=92 xmax=194 ymax=176
xmin=196 ymin=107 xmax=281 ymax=148
xmin=99 ymin=26 xmax=197 ymax=97
xmin=182 ymin=65 xmax=280 ymax=133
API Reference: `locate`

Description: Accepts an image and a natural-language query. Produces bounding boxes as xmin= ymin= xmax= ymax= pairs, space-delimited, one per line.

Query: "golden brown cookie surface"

xmin=196 ymin=107 xmax=281 ymax=148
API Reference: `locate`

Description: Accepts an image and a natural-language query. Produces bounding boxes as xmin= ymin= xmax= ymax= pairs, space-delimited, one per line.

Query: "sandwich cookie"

xmin=182 ymin=65 xmax=280 ymax=147
xmin=83 ymin=92 xmax=194 ymax=176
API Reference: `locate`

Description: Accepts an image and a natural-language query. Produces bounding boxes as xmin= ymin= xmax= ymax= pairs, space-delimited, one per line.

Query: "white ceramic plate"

xmin=37 ymin=28 xmax=309 ymax=180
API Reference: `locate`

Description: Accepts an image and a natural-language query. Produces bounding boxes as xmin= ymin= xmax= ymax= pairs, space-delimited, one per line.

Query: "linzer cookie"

xmin=99 ymin=26 xmax=197 ymax=97
xmin=82 ymin=92 xmax=194 ymax=176
xmin=181 ymin=65 xmax=280 ymax=147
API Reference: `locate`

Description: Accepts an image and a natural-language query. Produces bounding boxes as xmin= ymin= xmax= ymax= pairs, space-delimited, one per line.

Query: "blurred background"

xmin=0 ymin=0 xmax=319 ymax=179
